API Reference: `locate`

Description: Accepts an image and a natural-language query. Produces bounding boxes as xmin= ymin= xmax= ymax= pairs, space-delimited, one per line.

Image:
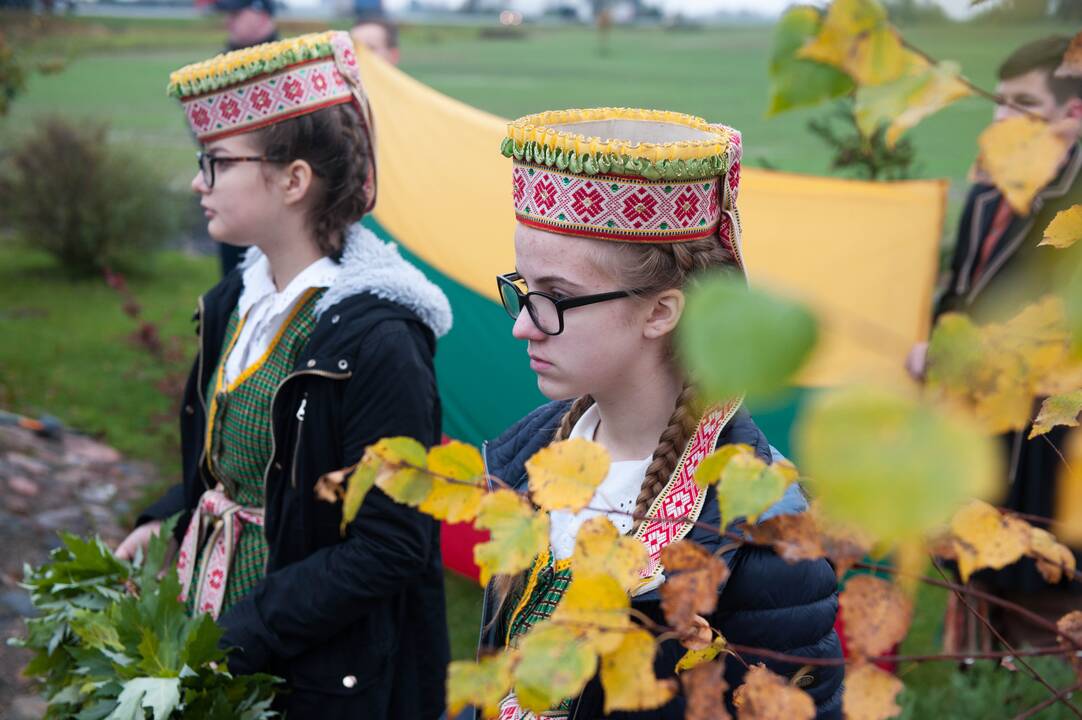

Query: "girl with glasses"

xmin=113 ymin=32 xmax=452 ymax=720
xmin=480 ymin=109 xmax=843 ymax=719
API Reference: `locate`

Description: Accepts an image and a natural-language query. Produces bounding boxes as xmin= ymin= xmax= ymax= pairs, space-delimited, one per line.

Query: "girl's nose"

xmin=191 ymin=171 xmax=209 ymax=194
xmin=511 ymin=306 xmax=545 ymax=341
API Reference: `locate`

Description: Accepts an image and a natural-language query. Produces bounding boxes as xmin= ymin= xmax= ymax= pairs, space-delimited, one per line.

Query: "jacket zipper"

xmin=290 ymin=395 xmax=308 ymax=488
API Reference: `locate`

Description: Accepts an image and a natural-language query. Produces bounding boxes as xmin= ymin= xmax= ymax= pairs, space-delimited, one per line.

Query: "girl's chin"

xmin=535 ymin=375 xmax=580 ymax=403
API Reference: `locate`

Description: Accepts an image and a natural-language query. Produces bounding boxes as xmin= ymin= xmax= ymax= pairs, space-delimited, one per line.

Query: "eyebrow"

xmin=532 ymin=274 xmax=585 ymax=292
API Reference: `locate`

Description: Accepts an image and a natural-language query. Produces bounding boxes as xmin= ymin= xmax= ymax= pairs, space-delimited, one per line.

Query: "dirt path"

xmin=0 ymin=422 xmax=163 ymax=718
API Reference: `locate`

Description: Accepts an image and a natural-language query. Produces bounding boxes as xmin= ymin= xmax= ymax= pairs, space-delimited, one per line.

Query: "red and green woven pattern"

xmin=193 ymin=288 xmax=324 ymax=612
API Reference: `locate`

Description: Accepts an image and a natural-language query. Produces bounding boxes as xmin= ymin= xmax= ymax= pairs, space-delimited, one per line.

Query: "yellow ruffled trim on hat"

xmin=506 ymin=108 xmax=733 ymax=163
xmin=168 ymin=31 xmax=339 ymax=99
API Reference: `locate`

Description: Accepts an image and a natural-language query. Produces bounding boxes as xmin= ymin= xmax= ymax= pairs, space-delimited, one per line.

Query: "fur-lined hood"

xmin=239 ymin=223 xmax=453 ymax=338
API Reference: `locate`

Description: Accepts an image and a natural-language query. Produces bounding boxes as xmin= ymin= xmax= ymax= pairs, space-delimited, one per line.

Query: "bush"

xmin=0 ymin=118 xmax=178 ymax=276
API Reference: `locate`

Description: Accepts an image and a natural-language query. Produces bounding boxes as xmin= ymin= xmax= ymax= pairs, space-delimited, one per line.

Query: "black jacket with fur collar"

xmin=138 ymin=225 xmax=453 ymax=719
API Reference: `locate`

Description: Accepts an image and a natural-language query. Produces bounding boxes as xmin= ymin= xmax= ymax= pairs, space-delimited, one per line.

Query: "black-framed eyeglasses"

xmin=196 ymin=151 xmax=284 ymax=189
xmin=497 ymin=272 xmax=641 ymax=336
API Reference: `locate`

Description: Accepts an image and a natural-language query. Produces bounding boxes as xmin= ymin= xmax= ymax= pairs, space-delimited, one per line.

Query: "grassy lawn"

xmin=2 ymin=11 xmax=1075 ymax=679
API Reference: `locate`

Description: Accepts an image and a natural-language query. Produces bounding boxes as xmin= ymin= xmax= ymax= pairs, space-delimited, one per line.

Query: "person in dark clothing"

xmin=907 ymin=35 xmax=1082 ymax=648
xmin=115 ymin=32 xmax=453 ymax=718
xmin=479 ymin=108 xmax=843 ymax=719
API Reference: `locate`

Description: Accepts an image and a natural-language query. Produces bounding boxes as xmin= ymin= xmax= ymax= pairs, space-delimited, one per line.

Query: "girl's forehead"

xmin=203 ymin=133 xmax=259 ymax=155
xmin=514 ymin=225 xmax=616 ymax=284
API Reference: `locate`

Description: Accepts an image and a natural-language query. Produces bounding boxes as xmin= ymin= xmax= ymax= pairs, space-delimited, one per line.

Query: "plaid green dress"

xmin=189 ymin=287 xmax=325 ymax=614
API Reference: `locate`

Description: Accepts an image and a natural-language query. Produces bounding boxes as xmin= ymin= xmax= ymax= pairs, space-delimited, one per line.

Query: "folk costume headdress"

xmin=502 ymin=107 xmax=744 ymax=268
xmin=168 ymin=30 xmax=377 ymax=213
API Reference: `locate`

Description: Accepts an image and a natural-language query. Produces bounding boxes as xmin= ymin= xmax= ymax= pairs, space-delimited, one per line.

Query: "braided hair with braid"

xmin=253 ymin=102 xmax=373 ymax=257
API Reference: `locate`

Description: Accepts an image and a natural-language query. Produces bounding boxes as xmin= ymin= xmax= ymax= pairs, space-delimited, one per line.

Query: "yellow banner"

xmin=358 ymin=47 xmax=946 ymax=388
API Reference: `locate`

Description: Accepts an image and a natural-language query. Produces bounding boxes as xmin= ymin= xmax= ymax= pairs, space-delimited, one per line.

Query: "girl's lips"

xmin=529 ymin=355 xmax=552 ymax=372
xmin=202 ymin=205 xmax=215 ymax=218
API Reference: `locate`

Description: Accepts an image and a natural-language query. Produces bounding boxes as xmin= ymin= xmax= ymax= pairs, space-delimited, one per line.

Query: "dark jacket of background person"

xmin=476 ymin=401 xmax=844 ymax=720
xmin=933 ymin=143 xmax=1082 ymax=600
xmin=138 ymin=264 xmax=450 ymax=719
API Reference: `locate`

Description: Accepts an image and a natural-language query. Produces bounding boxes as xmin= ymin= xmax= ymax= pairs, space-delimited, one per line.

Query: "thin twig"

xmin=931 ymin=559 xmax=1082 ymax=718
xmin=726 ymin=643 xmax=1069 ymax=669
xmin=1014 ymin=683 xmax=1082 ymax=720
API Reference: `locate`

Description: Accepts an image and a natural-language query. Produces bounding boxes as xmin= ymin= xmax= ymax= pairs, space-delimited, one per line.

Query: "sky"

xmin=383 ymin=0 xmax=983 ymax=19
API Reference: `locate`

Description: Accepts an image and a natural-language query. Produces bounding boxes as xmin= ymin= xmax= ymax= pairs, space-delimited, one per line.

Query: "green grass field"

xmin=2 ymin=13 xmax=1078 ymax=699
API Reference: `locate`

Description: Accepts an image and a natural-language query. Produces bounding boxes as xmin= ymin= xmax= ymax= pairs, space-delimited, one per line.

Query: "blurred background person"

xmin=350 ymin=15 xmax=399 ymax=65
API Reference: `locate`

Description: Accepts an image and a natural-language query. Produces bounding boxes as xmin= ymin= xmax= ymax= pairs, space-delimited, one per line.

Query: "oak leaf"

xmin=682 ymin=660 xmax=730 ymax=720
xmin=513 ymin=623 xmax=598 ymax=713
xmin=473 ymin=490 xmax=550 ymax=585
xmin=733 ymin=664 xmax=815 ymax=720
xmin=839 ymin=575 xmax=913 ymax=658
xmin=1042 ymin=205 xmax=1082 ymax=249
xmin=526 ymin=438 xmax=610 ymax=512
xmin=446 ymin=652 xmax=516 ymax=719
xmin=599 ymin=628 xmax=677 ymax=713
xmin=1030 ymin=390 xmax=1082 ymax=439
xmin=950 ymin=499 xmax=1031 ymax=582
xmin=843 ymin=662 xmax=903 ymax=720
xmin=977 ymin=117 xmax=1073 ymax=214
xmin=659 ymin=541 xmax=730 ymax=631
xmin=551 ymin=571 xmax=631 ymax=654
xmin=572 ymin=516 xmax=650 ymax=592
xmin=419 ymin=441 xmax=486 ymax=523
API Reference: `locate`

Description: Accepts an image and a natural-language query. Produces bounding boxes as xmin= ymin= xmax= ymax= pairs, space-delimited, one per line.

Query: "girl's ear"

xmin=643 ymin=288 xmax=684 ymax=340
xmin=279 ymin=159 xmax=315 ymax=206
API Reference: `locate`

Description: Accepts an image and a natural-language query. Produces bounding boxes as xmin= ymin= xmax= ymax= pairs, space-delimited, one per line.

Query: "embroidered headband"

xmin=502 ymin=108 xmax=743 ymax=259
xmin=169 ymin=31 xmax=377 ymax=212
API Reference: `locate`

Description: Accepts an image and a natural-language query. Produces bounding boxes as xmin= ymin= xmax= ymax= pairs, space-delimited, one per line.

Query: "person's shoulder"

xmin=485 ymin=401 xmax=570 ymax=485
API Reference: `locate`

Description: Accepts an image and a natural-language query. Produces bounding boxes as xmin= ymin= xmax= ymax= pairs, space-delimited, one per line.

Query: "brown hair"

xmin=485 ymin=236 xmax=738 ymax=633
xmin=353 ymin=17 xmax=399 ymax=49
xmin=998 ymin=35 xmax=1082 ymax=105
xmin=253 ymin=102 xmax=372 ymax=256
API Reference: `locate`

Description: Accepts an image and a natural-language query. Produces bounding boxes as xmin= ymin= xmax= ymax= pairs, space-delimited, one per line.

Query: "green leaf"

xmin=715 ymin=453 xmax=796 ymax=525
xmin=1030 ymin=390 xmax=1082 ymax=438
xmin=340 ymin=460 xmax=377 ymax=532
xmin=370 ymin=436 xmax=433 ymax=507
xmin=767 ymin=6 xmax=855 ymax=116
xmin=107 ymin=677 xmax=181 ymax=720
xmin=71 ymin=610 xmax=124 ymax=653
xmin=796 ymin=386 xmax=1000 ymax=545
xmin=179 ymin=613 xmax=223 ymax=669
xmin=513 ymin=623 xmax=598 ymax=713
xmin=853 ymin=61 xmax=972 ymax=147
xmin=473 ymin=490 xmax=550 ymax=586
xmin=447 ymin=652 xmax=516 ymax=718
xmin=678 ymin=273 xmax=818 ymax=402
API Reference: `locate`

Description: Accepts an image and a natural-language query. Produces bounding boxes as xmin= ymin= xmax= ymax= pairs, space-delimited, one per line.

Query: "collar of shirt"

xmin=237 ymin=254 xmax=340 ymax=320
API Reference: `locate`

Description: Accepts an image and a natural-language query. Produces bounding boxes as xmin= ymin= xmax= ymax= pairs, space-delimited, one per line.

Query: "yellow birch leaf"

xmin=694 ymin=444 xmax=755 ymax=489
xmin=950 ymin=499 xmax=1031 ymax=582
xmin=798 ymin=386 xmax=1000 ymax=546
xmin=599 ymin=628 xmax=677 ymax=713
xmin=659 ymin=541 xmax=730 ymax=631
xmin=526 ymin=437 xmax=610 ymax=512
xmin=473 ymin=490 xmax=550 ymax=586
xmin=513 ymin=623 xmax=597 ymax=714
xmin=1042 ymin=205 xmax=1082 ymax=249
xmin=796 ymin=0 xmax=913 ymax=86
xmin=854 ymin=60 xmax=973 ymax=147
xmin=1030 ymin=390 xmax=1082 ymax=438
xmin=370 ymin=436 xmax=432 ymax=506
xmin=747 ymin=512 xmax=826 ymax=564
xmin=839 ymin=575 xmax=913 ymax=658
xmin=447 ymin=652 xmax=516 ymax=719
xmin=340 ymin=460 xmax=377 ymax=533
xmin=843 ymin=662 xmax=903 ymax=720
xmin=978 ymin=117 xmax=1072 ymax=215
xmin=683 ymin=661 xmax=730 ymax=720
xmin=1030 ymin=526 xmax=1077 ymax=584
xmin=420 ymin=441 xmax=486 ymax=523
xmin=551 ymin=572 xmax=631 ymax=654
xmin=733 ymin=664 xmax=815 ymax=720
xmin=675 ymin=635 xmax=728 ymax=673
xmin=716 ymin=453 xmax=796 ymax=525
xmin=572 ymin=516 xmax=650 ymax=592
xmin=1054 ymin=31 xmax=1082 ymax=79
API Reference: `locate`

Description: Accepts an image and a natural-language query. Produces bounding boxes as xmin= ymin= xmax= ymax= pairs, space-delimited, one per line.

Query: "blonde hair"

xmin=486 ymin=236 xmax=739 ymax=635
